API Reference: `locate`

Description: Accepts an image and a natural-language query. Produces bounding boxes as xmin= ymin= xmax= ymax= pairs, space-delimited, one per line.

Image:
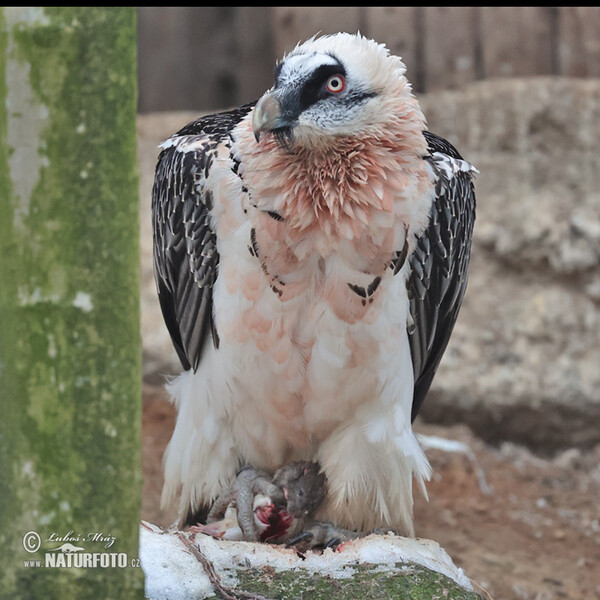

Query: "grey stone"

xmin=419 ymin=78 xmax=600 ymax=452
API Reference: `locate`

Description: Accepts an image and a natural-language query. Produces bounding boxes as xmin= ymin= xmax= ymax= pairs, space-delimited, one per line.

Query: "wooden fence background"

xmin=138 ymin=6 xmax=600 ymax=113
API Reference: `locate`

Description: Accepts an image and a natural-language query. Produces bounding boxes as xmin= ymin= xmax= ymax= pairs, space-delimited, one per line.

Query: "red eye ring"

xmin=326 ymin=74 xmax=346 ymax=94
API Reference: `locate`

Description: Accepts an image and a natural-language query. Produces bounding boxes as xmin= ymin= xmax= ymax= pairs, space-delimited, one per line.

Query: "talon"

xmin=286 ymin=531 xmax=314 ymax=548
xmin=324 ymin=537 xmax=341 ymax=550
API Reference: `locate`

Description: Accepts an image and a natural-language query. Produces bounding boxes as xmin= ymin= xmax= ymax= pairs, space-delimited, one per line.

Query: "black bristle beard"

xmin=273 ymin=127 xmax=297 ymax=154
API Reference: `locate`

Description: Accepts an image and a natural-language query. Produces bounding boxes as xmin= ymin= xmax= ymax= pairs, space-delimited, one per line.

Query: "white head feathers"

xmin=283 ymin=32 xmax=408 ymax=94
xmin=262 ymin=32 xmax=423 ymax=145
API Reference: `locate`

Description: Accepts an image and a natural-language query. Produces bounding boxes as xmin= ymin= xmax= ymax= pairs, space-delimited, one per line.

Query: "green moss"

xmin=234 ymin=563 xmax=484 ymax=600
xmin=0 ymin=8 xmax=143 ymax=598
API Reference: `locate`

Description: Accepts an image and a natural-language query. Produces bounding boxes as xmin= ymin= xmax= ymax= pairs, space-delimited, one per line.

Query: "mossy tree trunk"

xmin=0 ymin=7 xmax=143 ymax=599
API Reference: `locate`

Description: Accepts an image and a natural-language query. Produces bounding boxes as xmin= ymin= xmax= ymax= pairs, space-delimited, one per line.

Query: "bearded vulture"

xmin=153 ymin=33 xmax=476 ymax=541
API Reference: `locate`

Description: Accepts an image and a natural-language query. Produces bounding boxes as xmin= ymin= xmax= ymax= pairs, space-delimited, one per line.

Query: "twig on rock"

xmin=175 ymin=530 xmax=275 ymax=600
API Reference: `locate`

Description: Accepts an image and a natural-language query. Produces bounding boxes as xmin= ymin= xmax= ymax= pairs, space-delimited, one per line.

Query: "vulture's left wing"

xmin=408 ymin=131 xmax=477 ymax=421
xmin=152 ymin=105 xmax=254 ymax=372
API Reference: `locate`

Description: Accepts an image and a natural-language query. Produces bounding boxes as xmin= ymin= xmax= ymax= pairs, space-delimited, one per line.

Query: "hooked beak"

xmin=252 ymin=91 xmax=295 ymax=143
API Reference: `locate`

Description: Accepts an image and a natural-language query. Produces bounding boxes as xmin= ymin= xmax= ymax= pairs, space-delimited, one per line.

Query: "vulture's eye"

xmin=325 ymin=75 xmax=346 ymax=94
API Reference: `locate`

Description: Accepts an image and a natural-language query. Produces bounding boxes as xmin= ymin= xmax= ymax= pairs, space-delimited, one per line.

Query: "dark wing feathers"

xmin=152 ymin=105 xmax=253 ymax=372
xmin=408 ymin=131 xmax=476 ymax=421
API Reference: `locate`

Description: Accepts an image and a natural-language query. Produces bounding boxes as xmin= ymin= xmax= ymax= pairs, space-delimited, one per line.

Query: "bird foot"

xmin=205 ymin=465 xmax=286 ymax=542
xmin=286 ymin=521 xmax=360 ymax=552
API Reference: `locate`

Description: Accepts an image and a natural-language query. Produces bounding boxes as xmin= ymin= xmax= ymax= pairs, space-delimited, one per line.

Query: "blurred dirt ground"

xmin=142 ymin=384 xmax=600 ymax=600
